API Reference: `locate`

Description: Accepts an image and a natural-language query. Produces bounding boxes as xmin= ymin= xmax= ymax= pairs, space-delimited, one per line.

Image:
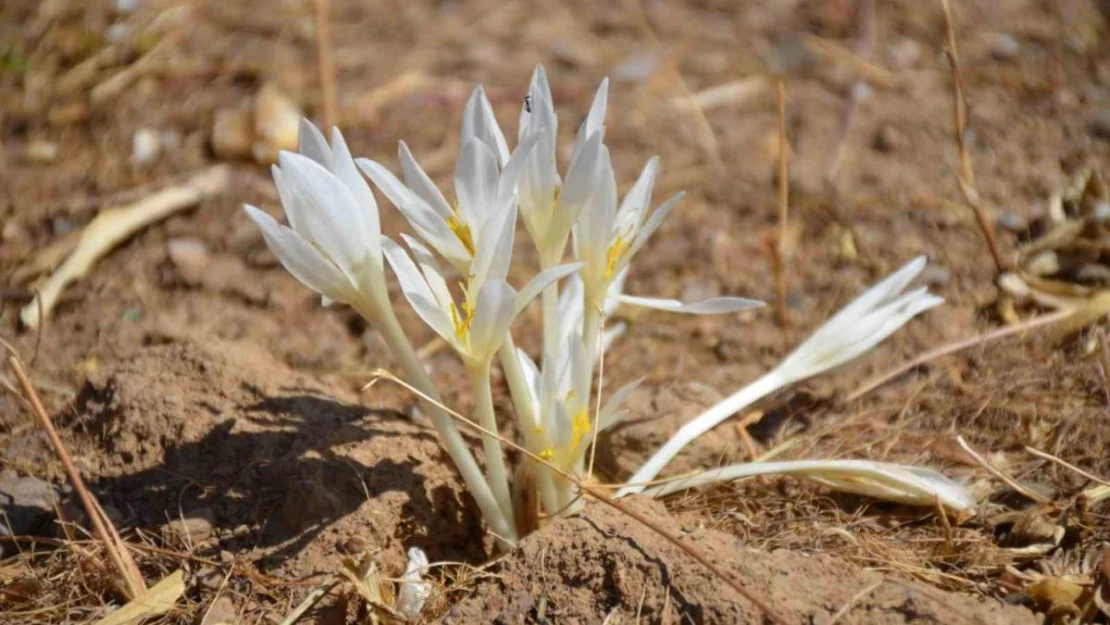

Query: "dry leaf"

xmin=94 ymin=569 xmax=185 ymax=625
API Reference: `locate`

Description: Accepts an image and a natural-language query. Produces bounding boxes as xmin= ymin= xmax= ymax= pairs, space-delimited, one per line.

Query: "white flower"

xmin=396 ymin=547 xmax=431 ymax=623
xmin=619 ymin=257 xmax=943 ymax=497
xmin=517 ymin=66 xmax=610 ymax=267
xmin=381 ymin=206 xmax=580 ymax=367
xmin=358 ymin=87 xmax=537 ymax=276
xmin=244 ymin=121 xmax=383 ymax=308
xmin=773 ymin=256 xmax=943 ymax=384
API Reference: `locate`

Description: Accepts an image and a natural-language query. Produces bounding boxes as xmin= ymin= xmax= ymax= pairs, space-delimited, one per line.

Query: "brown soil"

xmin=2 ymin=0 xmax=1110 ymax=623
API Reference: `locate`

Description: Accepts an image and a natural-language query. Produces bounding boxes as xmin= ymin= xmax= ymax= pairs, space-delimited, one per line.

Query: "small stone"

xmin=166 ymin=237 xmax=210 ymax=286
xmin=987 ymin=33 xmax=1020 ymax=61
xmin=920 ymin=265 xmax=951 ymax=287
xmin=201 ymin=596 xmax=238 ymax=625
xmin=253 ymin=83 xmax=301 ymax=164
xmin=1026 ymin=250 xmax=1060 ymax=276
xmin=872 ymin=124 xmax=908 ymax=153
xmin=1089 ymin=110 xmax=1110 ymax=141
xmin=23 ymin=140 xmax=58 ymax=163
xmin=0 ymin=470 xmax=60 ymax=544
xmin=131 ymin=127 xmax=161 ymax=166
xmin=211 ymin=108 xmax=254 ymax=161
xmin=164 ymin=506 xmax=216 ymax=543
xmin=612 ymin=52 xmax=659 ymax=83
xmin=995 ymin=211 xmax=1028 ymax=232
xmin=887 ymin=38 xmax=922 ymax=70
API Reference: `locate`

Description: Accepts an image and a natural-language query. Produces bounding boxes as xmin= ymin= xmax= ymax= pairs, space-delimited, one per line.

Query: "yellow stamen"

xmin=605 ymin=236 xmax=628 ymax=279
xmin=449 ymin=299 xmax=473 ymax=341
xmin=571 ymin=409 xmax=592 ymax=448
xmin=539 ymin=448 xmax=554 ymax=460
xmin=448 ymin=214 xmax=476 ymax=257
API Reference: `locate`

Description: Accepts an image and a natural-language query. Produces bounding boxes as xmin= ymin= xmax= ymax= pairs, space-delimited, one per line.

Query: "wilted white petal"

xmin=514 ymin=262 xmax=584 ymax=317
xmin=397 ymin=547 xmax=431 ymax=623
xmin=245 ymin=205 xmax=355 ymax=303
xmin=642 ymin=459 xmax=976 ymax=512
xmin=617 ymin=294 xmax=765 ymax=315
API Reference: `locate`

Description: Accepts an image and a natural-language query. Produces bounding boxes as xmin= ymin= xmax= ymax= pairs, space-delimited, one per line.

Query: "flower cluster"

xmin=247 ymin=66 xmax=961 ymax=547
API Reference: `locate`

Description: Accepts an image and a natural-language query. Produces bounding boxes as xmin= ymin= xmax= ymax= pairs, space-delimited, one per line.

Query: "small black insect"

xmin=524 ymin=94 xmax=532 ymax=113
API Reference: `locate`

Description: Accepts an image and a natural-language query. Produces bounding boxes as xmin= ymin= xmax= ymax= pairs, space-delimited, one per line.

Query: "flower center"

xmin=449 ymin=298 xmax=474 ymax=341
xmin=571 ymin=409 xmax=592 ymax=448
xmin=605 ymin=235 xmax=628 ymax=279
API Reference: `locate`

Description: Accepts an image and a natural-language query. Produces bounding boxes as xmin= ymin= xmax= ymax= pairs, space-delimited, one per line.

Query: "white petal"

xmin=573 ymin=77 xmax=608 ymax=157
xmin=495 ymin=132 xmax=540 ymax=213
xmin=455 ymin=139 xmax=499 ymax=230
xmin=463 ymin=85 xmax=510 ymax=166
xmin=399 ymin=141 xmax=453 ymax=218
xmin=401 ymin=234 xmax=455 ymax=313
xmin=328 ymin=128 xmax=381 ymax=262
xmin=514 ymin=262 xmax=584 ymax=317
xmin=473 ymin=202 xmax=517 ymax=287
xmin=624 ymin=192 xmax=683 ymax=264
xmin=298 ymin=119 xmax=332 ymax=168
xmin=615 ymin=156 xmax=659 ymax=235
xmin=519 ymin=65 xmax=556 ymax=141
xmin=825 ymin=256 xmax=928 ymax=332
xmin=617 ymin=294 xmax=765 ymax=315
xmin=271 ymin=165 xmax=308 ymax=236
xmin=245 ymin=205 xmax=355 ymax=303
xmin=560 ymin=130 xmax=605 ymax=219
xmin=469 ymin=280 xmax=517 ymax=362
xmin=380 ymin=236 xmax=438 ymax=311
xmin=278 ymin=152 xmax=369 ymax=273
xmin=599 ymin=378 xmax=642 ymax=431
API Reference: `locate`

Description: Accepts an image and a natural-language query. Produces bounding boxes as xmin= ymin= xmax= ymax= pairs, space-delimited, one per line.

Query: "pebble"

xmin=612 ymin=52 xmax=659 ymax=83
xmin=872 ymin=124 xmax=908 ymax=153
xmin=131 ymin=127 xmax=161 ymax=166
xmin=23 ymin=140 xmax=58 ymax=163
xmin=887 ymin=38 xmax=922 ymax=70
xmin=988 ymin=33 xmax=1020 ymax=61
xmin=1089 ymin=110 xmax=1110 ymax=141
xmin=995 ymin=211 xmax=1028 ymax=232
xmin=166 ymin=237 xmax=210 ymax=285
xmin=0 ymin=470 xmax=60 ymax=549
xmin=253 ymin=83 xmax=301 ymax=164
xmin=164 ymin=506 xmax=216 ymax=543
xmin=200 ymin=596 xmax=238 ymax=625
xmin=211 ymin=108 xmax=254 ymax=161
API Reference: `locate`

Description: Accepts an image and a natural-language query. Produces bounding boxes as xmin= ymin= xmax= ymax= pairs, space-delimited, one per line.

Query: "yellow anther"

xmin=539 ymin=448 xmax=554 ymax=460
xmin=448 ymin=213 xmax=476 ymax=257
xmin=571 ymin=410 xmax=592 ymax=447
xmin=449 ymin=300 xmax=473 ymax=340
xmin=605 ymin=236 xmax=628 ymax=279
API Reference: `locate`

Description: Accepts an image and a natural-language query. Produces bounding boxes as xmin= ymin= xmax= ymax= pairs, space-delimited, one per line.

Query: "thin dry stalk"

xmin=939 ymin=0 xmax=1005 ymax=273
xmin=824 ymin=0 xmax=875 ymax=186
xmin=312 ymin=0 xmax=339 ymax=130
xmin=1024 ymin=446 xmax=1110 ymax=489
xmin=847 ymin=309 xmax=1073 ymax=401
xmin=278 ymin=578 xmax=339 ymax=625
xmin=6 ymin=354 xmax=147 ymax=599
xmin=955 ymin=435 xmax=1050 ymax=504
xmin=366 ymin=370 xmax=789 ymax=625
xmin=774 ymin=79 xmax=790 ymax=332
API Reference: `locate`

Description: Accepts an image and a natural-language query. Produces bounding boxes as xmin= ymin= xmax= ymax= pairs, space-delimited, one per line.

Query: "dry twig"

xmin=939 ymin=0 xmax=1005 ymax=273
xmin=955 ymin=435 xmax=1050 ymax=504
xmin=773 ymin=79 xmax=790 ymax=331
xmin=21 ymin=165 xmax=230 ymax=329
xmin=5 ymin=352 xmax=147 ymax=598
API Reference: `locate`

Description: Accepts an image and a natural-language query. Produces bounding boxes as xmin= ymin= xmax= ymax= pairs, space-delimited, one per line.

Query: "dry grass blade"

xmin=773 ymin=79 xmax=790 ymax=332
xmin=956 ymin=435 xmax=1050 ymax=504
xmin=312 ymin=0 xmax=338 ymax=130
xmin=6 ymin=352 xmax=147 ymax=599
xmin=938 ymin=0 xmax=1005 ymax=274
xmin=20 ymin=165 xmax=231 ymax=329
xmin=365 ymin=369 xmax=790 ymax=625
xmin=92 ymin=570 xmax=185 ymax=625
xmin=1024 ymin=447 xmax=1110 ymax=489
xmin=277 ymin=578 xmax=340 ymax=625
